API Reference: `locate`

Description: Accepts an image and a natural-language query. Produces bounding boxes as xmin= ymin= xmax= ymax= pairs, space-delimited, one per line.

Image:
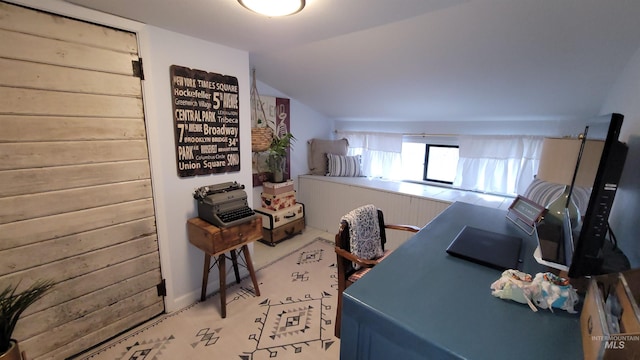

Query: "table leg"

xmin=230 ymin=250 xmax=241 ymax=284
xmin=218 ymin=253 xmax=227 ymax=318
xmin=200 ymin=253 xmax=211 ymax=301
xmin=241 ymin=245 xmax=261 ymax=296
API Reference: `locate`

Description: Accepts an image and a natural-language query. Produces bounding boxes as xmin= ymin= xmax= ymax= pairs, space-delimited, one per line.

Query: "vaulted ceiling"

xmin=65 ymin=0 xmax=640 ymax=123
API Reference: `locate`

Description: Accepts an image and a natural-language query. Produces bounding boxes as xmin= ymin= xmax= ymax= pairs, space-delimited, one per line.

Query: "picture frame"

xmin=506 ymin=195 xmax=546 ymax=235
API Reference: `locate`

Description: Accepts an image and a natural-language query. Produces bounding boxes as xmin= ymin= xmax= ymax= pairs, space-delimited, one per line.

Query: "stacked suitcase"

xmin=255 ymin=180 xmax=305 ymax=246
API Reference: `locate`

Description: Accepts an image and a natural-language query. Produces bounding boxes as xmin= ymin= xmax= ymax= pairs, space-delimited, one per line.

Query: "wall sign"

xmin=170 ymin=65 xmax=240 ymax=177
xmin=251 ymin=96 xmax=291 ymax=187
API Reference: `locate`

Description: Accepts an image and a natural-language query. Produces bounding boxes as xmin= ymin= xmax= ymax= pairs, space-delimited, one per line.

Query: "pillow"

xmin=307 ymin=138 xmax=349 ymax=175
xmin=327 ymin=154 xmax=363 ymax=177
xmin=570 ymin=186 xmax=591 ymax=216
xmin=523 ymin=179 xmax=562 ymax=207
xmin=522 ymin=178 xmax=591 ymax=215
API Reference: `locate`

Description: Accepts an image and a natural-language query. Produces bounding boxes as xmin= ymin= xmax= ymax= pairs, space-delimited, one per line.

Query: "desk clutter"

xmin=255 ymin=180 xmax=305 ymax=246
xmin=490 ymin=269 xmax=579 ymax=313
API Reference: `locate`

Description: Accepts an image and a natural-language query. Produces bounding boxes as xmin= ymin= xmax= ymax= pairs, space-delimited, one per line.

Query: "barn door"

xmin=0 ymin=2 xmax=164 ymax=359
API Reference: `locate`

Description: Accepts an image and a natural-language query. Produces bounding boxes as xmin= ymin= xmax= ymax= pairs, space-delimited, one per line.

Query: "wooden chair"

xmin=334 ymin=207 xmax=420 ymax=338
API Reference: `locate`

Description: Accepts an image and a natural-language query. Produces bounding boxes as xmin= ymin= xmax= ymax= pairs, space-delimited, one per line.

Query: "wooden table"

xmin=187 ymin=217 xmax=262 ymax=318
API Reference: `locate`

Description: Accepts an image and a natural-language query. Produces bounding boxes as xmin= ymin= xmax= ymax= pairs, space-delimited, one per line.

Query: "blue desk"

xmin=340 ymin=201 xmax=582 ymax=360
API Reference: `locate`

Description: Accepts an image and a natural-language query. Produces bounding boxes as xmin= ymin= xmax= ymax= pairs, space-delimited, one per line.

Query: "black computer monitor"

xmin=566 ymin=113 xmax=629 ymax=277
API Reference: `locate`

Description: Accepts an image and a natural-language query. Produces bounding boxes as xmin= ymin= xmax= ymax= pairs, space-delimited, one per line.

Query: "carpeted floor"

xmin=74 ymin=238 xmax=340 ymax=360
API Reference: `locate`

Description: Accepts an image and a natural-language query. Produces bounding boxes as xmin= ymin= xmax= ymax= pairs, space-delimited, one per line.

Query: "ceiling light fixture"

xmin=238 ymin=0 xmax=305 ymax=17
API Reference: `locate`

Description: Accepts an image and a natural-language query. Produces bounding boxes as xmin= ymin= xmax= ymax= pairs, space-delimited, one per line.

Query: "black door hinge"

xmin=156 ymin=279 xmax=166 ymax=297
xmin=132 ymin=58 xmax=144 ymax=80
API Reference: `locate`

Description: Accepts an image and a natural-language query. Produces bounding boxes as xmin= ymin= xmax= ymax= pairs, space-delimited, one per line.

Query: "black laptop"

xmin=446 ymin=226 xmax=523 ymax=271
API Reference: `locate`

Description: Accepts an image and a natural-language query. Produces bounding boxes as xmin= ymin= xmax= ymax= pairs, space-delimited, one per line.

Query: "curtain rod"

xmin=334 ymin=130 xmax=459 ymax=137
xmin=334 ymin=130 xmax=549 ymax=138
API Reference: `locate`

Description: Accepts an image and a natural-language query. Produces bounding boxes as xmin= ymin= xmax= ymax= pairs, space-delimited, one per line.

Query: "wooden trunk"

xmin=260 ymin=217 xmax=305 ymax=246
xmin=187 ymin=217 xmax=263 ymax=255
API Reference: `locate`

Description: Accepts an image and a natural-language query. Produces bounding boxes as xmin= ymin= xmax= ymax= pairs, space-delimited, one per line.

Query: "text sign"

xmin=170 ymin=65 xmax=240 ymax=177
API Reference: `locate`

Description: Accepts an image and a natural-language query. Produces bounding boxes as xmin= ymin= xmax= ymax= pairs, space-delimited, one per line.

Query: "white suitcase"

xmin=255 ymin=203 xmax=304 ymax=230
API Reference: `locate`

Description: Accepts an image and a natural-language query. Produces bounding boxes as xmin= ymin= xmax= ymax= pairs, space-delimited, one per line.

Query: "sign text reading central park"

xmin=170 ymin=65 xmax=240 ymax=177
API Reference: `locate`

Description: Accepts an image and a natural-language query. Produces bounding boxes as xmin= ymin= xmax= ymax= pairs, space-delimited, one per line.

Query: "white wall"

xmin=139 ymin=27 xmax=252 ymax=311
xmin=11 ymin=0 xmax=253 ymax=312
xmin=601 ymin=46 xmax=640 ymax=140
xmin=601 ymin=45 xmax=640 ymax=267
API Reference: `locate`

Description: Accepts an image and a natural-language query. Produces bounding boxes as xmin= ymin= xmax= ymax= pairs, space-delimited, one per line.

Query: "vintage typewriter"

xmin=193 ymin=181 xmax=257 ymax=228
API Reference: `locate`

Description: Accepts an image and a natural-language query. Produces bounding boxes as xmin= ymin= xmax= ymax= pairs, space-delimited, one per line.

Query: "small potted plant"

xmin=1 ymin=280 xmax=54 ymax=360
xmin=266 ymin=133 xmax=295 ymax=183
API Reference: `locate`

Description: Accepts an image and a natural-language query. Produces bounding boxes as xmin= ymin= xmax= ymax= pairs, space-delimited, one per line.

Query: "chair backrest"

xmin=335 ymin=208 xmax=387 ymax=276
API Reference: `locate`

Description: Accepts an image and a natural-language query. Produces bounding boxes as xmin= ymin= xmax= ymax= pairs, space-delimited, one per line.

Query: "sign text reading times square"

xmin=172 ymin=73 xmax=240 ymax=174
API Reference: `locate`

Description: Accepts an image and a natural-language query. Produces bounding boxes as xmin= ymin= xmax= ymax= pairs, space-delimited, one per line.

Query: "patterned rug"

xmin=74 ymin=238 xmax=339 ymax=360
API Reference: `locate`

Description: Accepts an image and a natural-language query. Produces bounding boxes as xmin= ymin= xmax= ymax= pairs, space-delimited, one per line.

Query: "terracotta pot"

xmin=0 ymin=341 xmax=22 ymax=360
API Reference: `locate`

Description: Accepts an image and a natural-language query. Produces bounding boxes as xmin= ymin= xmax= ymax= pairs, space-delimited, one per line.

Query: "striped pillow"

xmin=522 ymin=178 xmax=591 ymax=215
xmin=326 ymin=154 xmax=363 ymax=177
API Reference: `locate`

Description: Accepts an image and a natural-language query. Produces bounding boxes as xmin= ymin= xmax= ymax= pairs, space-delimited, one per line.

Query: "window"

xmin=400 ymin=137 xmax=459 ymax=184
xmin=383 ymin=134 xmax=542 ymax=196
xmin=424 ymin=145 xmax=459 ymax=184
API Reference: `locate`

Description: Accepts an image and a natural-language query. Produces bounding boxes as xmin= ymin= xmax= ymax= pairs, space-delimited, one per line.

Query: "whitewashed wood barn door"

xmin=0 ymin=2 xmax=164 ymax=359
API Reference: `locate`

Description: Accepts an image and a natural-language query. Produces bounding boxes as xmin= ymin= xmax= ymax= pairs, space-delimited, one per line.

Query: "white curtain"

xmin=336 ymin=131 xmax=403 ymax=178
xmin=453 ymin=135 xmax=544 ymax=196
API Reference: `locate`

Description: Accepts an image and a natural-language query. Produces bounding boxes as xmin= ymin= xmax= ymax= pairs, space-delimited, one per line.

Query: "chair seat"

xmin=347 ymin=249 xmax=393 ymax=283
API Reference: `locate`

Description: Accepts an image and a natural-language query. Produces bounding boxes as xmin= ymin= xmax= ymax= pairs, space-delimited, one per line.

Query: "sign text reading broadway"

xmin=170 ymin=65 xmax=240 ymax=177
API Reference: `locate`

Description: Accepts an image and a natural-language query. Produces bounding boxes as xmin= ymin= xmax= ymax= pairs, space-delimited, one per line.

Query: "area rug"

xmin=74 ymin=238 xmax=340 ymax=360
